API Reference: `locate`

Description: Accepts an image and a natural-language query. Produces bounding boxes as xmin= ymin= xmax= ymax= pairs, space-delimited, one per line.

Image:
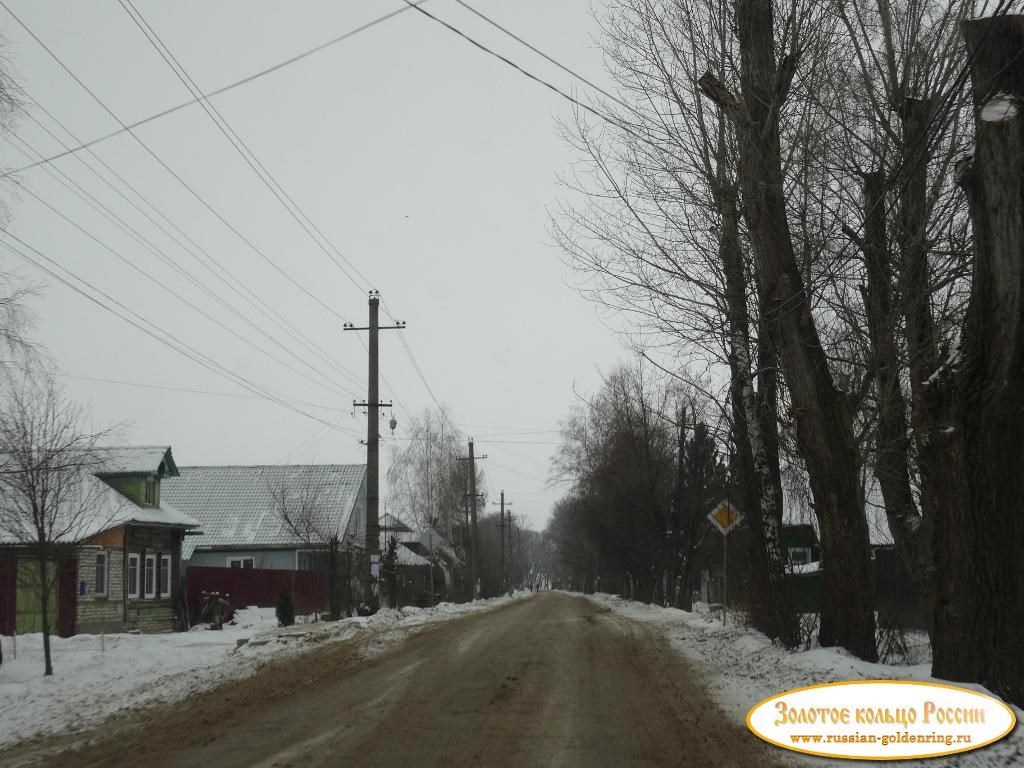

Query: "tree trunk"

xmin=932 ymin=15 xmax=1024 ymax=707
xmin=859 ymin=171 xmax=929 ymax=618
xmin=717 ymin=179 xmax=797 ymax=646
xmin=726 ymin=0 xmax=876 ymax=660
xmin=38 ymin=555 xmax=53 ymax=676
xmin=670 ymin=408 xmax=687 ymax=608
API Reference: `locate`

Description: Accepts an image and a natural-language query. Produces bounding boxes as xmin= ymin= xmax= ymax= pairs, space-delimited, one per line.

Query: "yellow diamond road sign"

xmin=708 ymin=500 xmax=742 ymax=535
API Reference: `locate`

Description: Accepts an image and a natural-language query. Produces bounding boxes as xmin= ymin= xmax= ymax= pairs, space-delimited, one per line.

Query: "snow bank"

xmin=0 ymin=592 xmax=529 ymax=748
xmin=585 ymin=593 xmax=1023 ymax=768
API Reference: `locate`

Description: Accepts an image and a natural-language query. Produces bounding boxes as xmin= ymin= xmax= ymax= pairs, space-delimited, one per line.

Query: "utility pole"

xmin=494 ymin=492 xmax=512 ymax=594
xmin=507 ymin=507 xmax=514 ymax=590
xmin=343 ymin=290 xmax=405 ymax=581
xmin=457 ymin=439 xmax=485 ymax=599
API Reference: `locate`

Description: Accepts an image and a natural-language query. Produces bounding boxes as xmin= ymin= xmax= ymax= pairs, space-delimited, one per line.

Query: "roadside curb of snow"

xmin=0 ymin=591 xmax=532 ymax=751
xmin=583 ymin=592 xmax=1023 ymax=768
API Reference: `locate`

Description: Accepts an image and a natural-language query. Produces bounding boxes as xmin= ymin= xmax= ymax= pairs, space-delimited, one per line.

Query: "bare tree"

xmin=386 ymin=407 xmax=482 ymax=562
xmin=268 ymin=471 xmax=346 ymax=619
xmin=927 ymin=14 xmax=1024 ymax=707
xmin=0 ymin=374 xmax=118 ymax=675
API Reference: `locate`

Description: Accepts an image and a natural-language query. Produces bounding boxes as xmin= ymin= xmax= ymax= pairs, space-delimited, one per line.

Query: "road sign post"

xmin=707 ymin=500 xmax=742 ymax=626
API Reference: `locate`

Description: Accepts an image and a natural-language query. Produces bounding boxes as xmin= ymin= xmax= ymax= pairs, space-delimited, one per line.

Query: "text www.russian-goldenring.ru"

xmin=790 ymin=732 xmax=973 ymax=747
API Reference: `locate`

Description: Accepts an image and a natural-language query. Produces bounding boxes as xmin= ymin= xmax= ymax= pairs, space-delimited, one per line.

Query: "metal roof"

xmin=161 ymin=465 xmax=366 ymax=560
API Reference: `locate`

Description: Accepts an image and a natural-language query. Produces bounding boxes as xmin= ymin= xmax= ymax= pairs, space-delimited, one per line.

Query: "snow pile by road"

xmin=586 ymin=593 xmax=1022 ymax=768
xmin=0 ymin=593 xmax=527 ymax=748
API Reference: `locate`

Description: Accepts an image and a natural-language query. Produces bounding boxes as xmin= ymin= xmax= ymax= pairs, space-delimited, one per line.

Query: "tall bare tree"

xmin=697 ymin=0 xmax=879 ymax=660
xmin=927 ymin=13 xmax=1024 ymax=707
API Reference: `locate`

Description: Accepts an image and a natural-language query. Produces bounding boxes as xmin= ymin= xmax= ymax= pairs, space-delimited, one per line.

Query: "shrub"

xmin=276 ymin=585 xmax=295 ymax=627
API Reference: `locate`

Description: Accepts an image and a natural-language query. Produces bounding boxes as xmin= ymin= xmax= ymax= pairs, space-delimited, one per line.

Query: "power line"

xmin=0 ymin=230 xmax=363 ymax=438
xmin=450 ymin=0 xmax=640 ymax=119
xmin=7 ymin=132 xmax=362 ymax=400
xmin=118 ymin=0 xmax=373 ymax=297
xmin=0 ymin=2 xmax=347 ymax=323
xmin=56 ymin=372 xmax=342 ymax=411
xmin=398 ymin=0 xmax=682 ymax=164
xmin=1 ymin=0 xmax=434 ymax=177
xmin=117 ymin=0 xmax=412 ymax=416
xmin=14 ymin=96 xmax=364 ymax=390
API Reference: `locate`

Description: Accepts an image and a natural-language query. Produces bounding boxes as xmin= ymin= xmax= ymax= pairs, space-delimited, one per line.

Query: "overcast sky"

xmin=0 ymin=1 xmax=631 ymax=531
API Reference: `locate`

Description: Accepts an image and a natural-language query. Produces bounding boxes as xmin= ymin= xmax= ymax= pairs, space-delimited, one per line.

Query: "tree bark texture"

xmin=859 ymin=172 xmax=929 ymax=619
xmin=717 ymin=180 xmax=797 ymax=646
xmin=729 ymin=0 xmax=876 ymax=660
xmin=931 ymin=15 xmax=1024 ymax=707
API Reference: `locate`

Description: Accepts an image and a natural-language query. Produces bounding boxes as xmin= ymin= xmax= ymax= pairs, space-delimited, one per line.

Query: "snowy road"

xmin=1 ymin=592 xmax=782 ymax=767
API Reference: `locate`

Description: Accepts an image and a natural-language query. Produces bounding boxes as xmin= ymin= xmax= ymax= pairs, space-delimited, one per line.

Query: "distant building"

xmin=161 ymin=464 xmax=366 ymax=570
xmin=781 ymin=523 xmax=820 ymax=569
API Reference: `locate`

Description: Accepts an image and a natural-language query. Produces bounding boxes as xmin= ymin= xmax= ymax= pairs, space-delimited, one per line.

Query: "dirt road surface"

xmin=1 ymin=593 xmax=785 ymax=767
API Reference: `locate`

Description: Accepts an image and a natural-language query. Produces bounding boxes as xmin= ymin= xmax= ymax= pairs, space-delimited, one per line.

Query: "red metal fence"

xmin=184 ymin=565 xmax=326 ymax=625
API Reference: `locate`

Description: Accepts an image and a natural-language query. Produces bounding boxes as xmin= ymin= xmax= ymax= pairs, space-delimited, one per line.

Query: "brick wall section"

xmin=76 ymin=549 xmax=125 ymax=634
xmin=74 ymin=526 xmax=185 ymax=634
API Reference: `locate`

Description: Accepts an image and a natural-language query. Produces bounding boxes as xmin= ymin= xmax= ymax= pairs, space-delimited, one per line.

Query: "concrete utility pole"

xmin=457 ymin=439 xmax=486 ymax=599
xmin=343 ymin=291 xmax=405 ymax=578
xmin=494 ymin=492 xmax=512 ymax=594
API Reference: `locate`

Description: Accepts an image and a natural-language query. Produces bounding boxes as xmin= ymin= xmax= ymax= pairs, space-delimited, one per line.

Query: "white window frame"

xmin=227 ymin=557 xmax=255 ymax=569
xmin=144 ymin=477 xmax=157 ymax=505
xmin=127 ymin=553 xmax=140 ymax=598
xmin=158 ymin=554 xmax=171 ymax=596
xmin=95 ymin=550 xmax=108 ymax=596
xmin=144 ymin=554 xmax=156 ymax=598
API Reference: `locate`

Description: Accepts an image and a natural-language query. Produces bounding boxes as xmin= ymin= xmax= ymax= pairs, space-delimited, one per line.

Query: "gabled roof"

xmin=0 ymin=469 xmax=197 ymax=546
xmin=161 ymin=465 xmax=366 ymax=560
xmin=380 ymin=513 xmax=413 ymax=533
xmin=92 ymin=446 xmax=178 ymax=477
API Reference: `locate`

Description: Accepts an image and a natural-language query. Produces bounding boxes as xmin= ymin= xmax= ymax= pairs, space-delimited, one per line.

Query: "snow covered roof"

xmin=380 ymin=513 xmax=413 ymax=533
xmin=91 ymin=446 xmax=178 ymax=477
xmin=162 ymin=465 xmax=366 ymax=560
xmin=379 ymin=522 xmax=457 ymax=567
xmin=0 ymin=470 xmax=198 ymax=546
xmin=393 ymin=544 xmax=431 ymax=567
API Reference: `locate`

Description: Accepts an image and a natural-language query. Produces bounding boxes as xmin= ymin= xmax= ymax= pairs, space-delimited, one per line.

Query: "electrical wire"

xmin=0 ymin=230 xmax=363 ymax=438
xmin=0 ymin=0 xmax=434 ymax=177
xmin=56 ymin=372 xmax=342 ymax=411
xmin=119 ymin=0 xmax=372 ymax=297
xmin=7 ymin=132 xmax=362 ymax=400
xmin=0 ymin=2 xmax=348 ymax=323
xmin=15 ymin=97 xmax=364 ymax=389
xmin=398 ymin=0 xmax=684 ymax=165
xmin=116 ymin=1 xmax=407 ymax=415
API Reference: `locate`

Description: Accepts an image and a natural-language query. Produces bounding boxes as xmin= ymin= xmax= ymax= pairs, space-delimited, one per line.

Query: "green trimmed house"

xmin=76 ymin=447 xmax=199 ymax=633
xmin=0 ymin=446 xmax=199 ymax=637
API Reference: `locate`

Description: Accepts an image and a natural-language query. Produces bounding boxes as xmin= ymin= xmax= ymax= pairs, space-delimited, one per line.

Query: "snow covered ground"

xmin=0 ymin=593 xmax=527 ymax=749
xmin=585 ymin=593 xmax=1023 ymax=768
